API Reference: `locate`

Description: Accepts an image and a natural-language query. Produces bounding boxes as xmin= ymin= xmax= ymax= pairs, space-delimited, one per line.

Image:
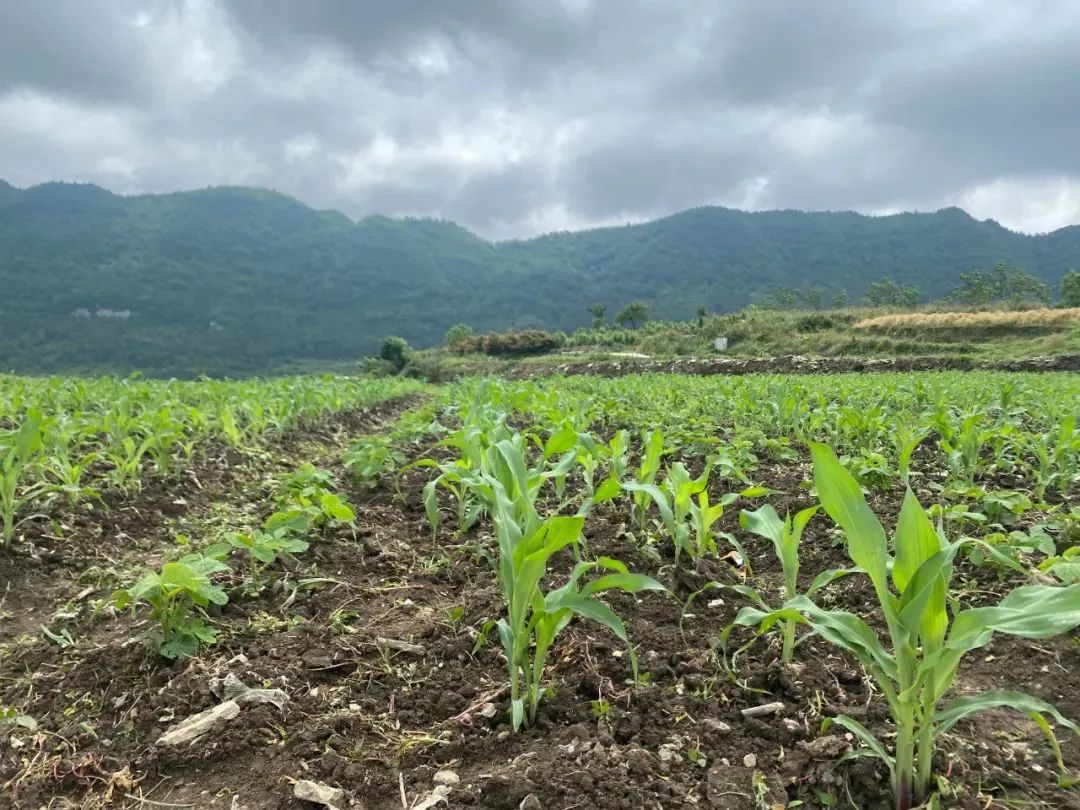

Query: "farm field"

xmin=1 ymin=371 xmax=1080 ymax=810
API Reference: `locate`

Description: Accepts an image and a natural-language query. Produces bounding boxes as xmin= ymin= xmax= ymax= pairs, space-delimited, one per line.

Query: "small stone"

xmin=293 ymin=779 xmax=346 ymax=807
xmin=212 ymin=673 xmax=289 ymax=709
xmin=625 ymin=747 xmax=653 ymax=773
xmin=658 ymin=742 xmax=683 ymax=765
xmin=741 ymin=702 xmax=784 ymax=719
xmin=376 ymin=637 xmax=425 ymax=654
xmin=519 ymin=795 xmax=542 ymax=810
xmin=702 ymin=719 xmax=731 ymax=734
xmin=497 ymin=730 xmax=510 ymax=742
xmin=156 ymin=701 xmax=240 ymax=747
xmin=433 ymin=770 xmax=460 ymax=786
xmin=412 ymin=786 xmax=452 ymax=810
xmin=798 ymin=735 xmax=847 ymax=759
xmin=742 ymin=753 xmax=757 ymax=768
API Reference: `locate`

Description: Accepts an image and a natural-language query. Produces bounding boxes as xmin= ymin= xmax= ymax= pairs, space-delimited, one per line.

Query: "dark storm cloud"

xmin=2 ymin=0 xmax=1080 ymax=237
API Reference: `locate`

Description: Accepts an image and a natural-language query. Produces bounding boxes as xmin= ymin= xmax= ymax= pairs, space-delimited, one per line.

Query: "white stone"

xmin=156 ymin=700 xmax=240 ymax=747
xmin=293 ymin=779 xmax=345 ymax=807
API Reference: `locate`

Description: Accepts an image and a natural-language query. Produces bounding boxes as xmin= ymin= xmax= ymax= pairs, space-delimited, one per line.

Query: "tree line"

xmin=760 ymin=264 xmax=1080 ymax=311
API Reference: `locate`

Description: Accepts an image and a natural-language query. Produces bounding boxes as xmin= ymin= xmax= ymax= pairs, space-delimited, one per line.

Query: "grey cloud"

xmin=1 ymin=0 xmax=1079 ymax=238
xmin=0 ymin=1 xmax=151 ymax=102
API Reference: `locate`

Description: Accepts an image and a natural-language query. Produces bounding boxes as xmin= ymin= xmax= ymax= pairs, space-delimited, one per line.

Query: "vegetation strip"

xmin=2 ymin=371 xmax=1078 ymax=808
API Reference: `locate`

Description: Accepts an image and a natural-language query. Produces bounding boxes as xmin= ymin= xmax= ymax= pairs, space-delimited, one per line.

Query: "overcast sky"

xmin=2 ymin=1 xmax=1079 ymax=239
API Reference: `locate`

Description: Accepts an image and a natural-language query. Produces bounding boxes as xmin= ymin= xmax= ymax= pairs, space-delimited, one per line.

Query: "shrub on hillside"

xmin=452 ymin=329 xmax=563 ymax=357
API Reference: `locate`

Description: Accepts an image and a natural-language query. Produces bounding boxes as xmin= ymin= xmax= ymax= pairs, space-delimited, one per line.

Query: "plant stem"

xmin=782 ymin=618 xmax=795 ymax=664
xmin=894 ymin=714 xmax=915 ymax=810
xmin=509 ymin=654 xmax=521 ymax=730
xmin=915 ymin=692 xmax=936 ymax=803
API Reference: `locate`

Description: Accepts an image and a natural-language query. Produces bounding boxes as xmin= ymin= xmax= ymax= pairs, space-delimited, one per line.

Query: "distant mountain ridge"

xmin=1 ymin=180 xmax=1077 ymax=376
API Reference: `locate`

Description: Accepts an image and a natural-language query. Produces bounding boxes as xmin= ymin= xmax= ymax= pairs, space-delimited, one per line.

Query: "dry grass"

xmin=854 ymin=308 xmax=1080 ymax=332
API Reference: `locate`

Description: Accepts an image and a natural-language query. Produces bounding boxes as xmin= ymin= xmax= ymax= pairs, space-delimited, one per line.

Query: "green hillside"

xmin=1 ymin=180 xmax=1078 ymax=376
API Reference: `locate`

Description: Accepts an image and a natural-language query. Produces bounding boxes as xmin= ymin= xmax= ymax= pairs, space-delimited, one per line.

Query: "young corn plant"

xmin=0 ymin=412 xmax=50 ymax=550
xmin=734 ymin=504 xmax=849 ymax=664
xmin=935 ymin=410 xmax=992 ymax=487
xmin=420 ymin=460 xmax=484 ymax=538
xmin=1027 ymin=416 xmax=1079 ymax=501
xmin=630 ymin=430 xmax=665 ymax=530
xmin=573 ymin=431 xmax=625 ymax=508
xmin=607 ymin=429 xmax=632 ymax=482
xmin=688 ymin=488 xmax=729 ymax=566
xmin=576 ymin=441 xmax=602 ymax=498
xmin=114 ymin=553 xmax=230 ymax=659
xmin=731 ymin=443 xmax=1080 ymax=810
xmin=891 ymin=425 xmax=929 ymax=487
xmin=491 ymin=490 xmax=663 ymax=730
xmin=418 ymin=415 xmax=512 ymax=537
xmin=625 ymin=461 xmax=714 ymax=567
xmin=141 ymin=406 xmax=186 ymax=478
xmin=104 ymin=436 xmax=152 ymax=493
xmin=46 ymin=449 xmax=100 ymax=507
xmin=535 ymin=424 xmax=586 ymax=500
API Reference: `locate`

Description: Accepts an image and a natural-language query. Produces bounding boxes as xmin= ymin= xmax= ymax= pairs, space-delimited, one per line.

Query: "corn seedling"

xmin=625 ymin=461 xmax=714 ymax=567
xmin=104 ymin=436 xmax=152 ymax=493
xmin=0 ymin=412 xmax=50 ymax=549
xmin=688 ymin=488 xmax=728 ymax=564
xmin=491 ymin=497 xmax=663 ymax=730
xmin=46 ymin=450 xmax=100 ymax=507
xmin=1027 ymin=416 xmax=1079 ymax=500
xmin=607 ymin=429 xmax=632 ymax=482
xmin=734 ymin=504 xmax=850 ymax=663
xmin=731 ymin=444 xmax=1080 ymax=810
xmin=630 ymin=430 xmax=665 ymax=529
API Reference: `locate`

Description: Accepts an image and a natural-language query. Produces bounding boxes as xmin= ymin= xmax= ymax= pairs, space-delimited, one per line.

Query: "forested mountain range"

xmin=2 ymin=180 xmax=1078 ymax=376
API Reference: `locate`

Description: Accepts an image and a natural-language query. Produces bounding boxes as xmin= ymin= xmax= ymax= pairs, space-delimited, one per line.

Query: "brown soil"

xmin=1 ymin=408 xmax=1078 ymax=810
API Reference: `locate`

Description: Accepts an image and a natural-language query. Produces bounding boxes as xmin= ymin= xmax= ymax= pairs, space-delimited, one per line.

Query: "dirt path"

xmin=509 ymin=353 xmax=1080 ymax=378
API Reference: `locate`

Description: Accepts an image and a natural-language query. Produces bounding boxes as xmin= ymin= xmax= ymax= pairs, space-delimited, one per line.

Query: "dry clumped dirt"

xmin=1 ymin=401 xmax=1079 ymax=810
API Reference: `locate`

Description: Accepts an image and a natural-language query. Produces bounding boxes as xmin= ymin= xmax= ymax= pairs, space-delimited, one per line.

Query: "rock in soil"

xmin=156 ymin=700 xmax=240 ymax=746
xmin=740 ymin=701 xmax=785 ymax=718
xmin=293 ymin=779 xmax=346 ymax=807
xmin=211 ymin=672 xmax=289 ymax=708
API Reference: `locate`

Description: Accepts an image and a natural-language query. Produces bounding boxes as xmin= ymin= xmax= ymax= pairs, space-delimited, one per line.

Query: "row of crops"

xmin=3 ymin=370 xmax=1080 ymax=808
xmin=428 ymin=373 xmax=1080 ymax=809
xmin=426 ymin=374 xmax=1080 ymax=809
xmin=0 ymin=374 xmax=425 ymax=549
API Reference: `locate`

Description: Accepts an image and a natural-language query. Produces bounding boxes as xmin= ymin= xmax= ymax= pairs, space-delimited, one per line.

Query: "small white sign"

xmin=713 ymin=337 xmax=729 ymax=352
